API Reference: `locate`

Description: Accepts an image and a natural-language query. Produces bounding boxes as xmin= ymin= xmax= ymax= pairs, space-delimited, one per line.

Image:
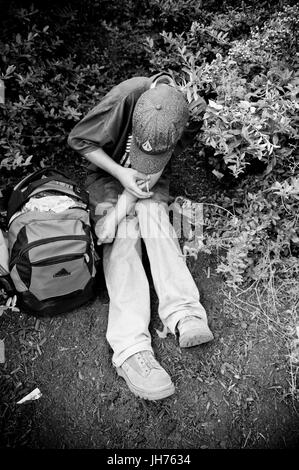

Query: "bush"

xmin=0 ymin=2 xmax=151 ymax=179
xmin=0 ymin=22 xmax=98 ymax=173
xmin=146 ymin=5 xmax=298 ymax=177
xmin=146 ymin=1 xmax=299 ymax=288
xmin=202 ymin=174 xmax=299 ymax=286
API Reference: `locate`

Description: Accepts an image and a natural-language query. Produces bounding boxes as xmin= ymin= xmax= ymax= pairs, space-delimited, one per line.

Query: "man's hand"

xmin=95 ymin=212 xmax=118 ymax=245
xmin=117 ymin=167 xmax=153 ymax=199
xmin=83 ymin=148 xmax=154 ymax=199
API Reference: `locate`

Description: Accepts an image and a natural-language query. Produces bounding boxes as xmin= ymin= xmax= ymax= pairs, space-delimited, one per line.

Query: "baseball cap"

xmin=130 ymin=84 xmax=189 ymax=175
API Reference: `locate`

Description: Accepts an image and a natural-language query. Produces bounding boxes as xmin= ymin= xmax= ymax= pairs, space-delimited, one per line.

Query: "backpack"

xmin=0 ymin=228 xmax=15 ymax=294
xmin=7 ymin=167 xmax=97 ymax=317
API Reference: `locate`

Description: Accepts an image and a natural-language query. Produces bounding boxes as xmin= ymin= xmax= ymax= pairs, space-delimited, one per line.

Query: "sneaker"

xmin=116 ymin=350 xmax=175 ymax=401
xmin=177 ymin=316 xmax=214 ymax=348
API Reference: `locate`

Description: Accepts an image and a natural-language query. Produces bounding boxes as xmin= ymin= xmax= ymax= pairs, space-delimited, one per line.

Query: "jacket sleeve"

xmin=67 ymin=96 xmax=131 ymax=156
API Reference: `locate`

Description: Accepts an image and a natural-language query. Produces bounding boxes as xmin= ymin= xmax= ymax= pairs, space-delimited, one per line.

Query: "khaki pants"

xmin=87 ymin=173 xmax=208 ymax=367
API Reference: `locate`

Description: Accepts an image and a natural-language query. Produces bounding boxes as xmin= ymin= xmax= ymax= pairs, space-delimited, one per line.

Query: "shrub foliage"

xmin=146 ymin=1 xmax=299 ymax=289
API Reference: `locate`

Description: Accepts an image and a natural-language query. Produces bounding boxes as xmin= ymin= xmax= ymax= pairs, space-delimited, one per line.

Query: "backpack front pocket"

xmin=10 ymin=235 xmax=94 ymax=300
xmin=28 ymin=254 xmax=92 ymax=300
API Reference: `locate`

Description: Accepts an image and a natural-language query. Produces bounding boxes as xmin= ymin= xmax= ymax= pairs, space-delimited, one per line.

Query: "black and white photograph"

xmin=0 ymin=0 xmax=298 ymax=454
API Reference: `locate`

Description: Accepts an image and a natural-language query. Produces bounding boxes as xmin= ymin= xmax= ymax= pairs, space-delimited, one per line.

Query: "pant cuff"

xmin=164 ymin=305 xmax=208 ymax=335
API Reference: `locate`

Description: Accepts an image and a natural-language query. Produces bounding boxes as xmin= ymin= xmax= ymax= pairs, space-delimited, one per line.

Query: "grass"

xmin=222 ymin=274 xmax=299 ymax=403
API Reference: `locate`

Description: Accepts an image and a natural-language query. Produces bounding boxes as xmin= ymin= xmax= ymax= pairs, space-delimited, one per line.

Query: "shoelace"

xmin=136 ymin=351 xmax=160 ymax=370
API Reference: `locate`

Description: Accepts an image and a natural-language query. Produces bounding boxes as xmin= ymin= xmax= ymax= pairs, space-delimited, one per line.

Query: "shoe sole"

xmin=179 ymin=327 xmax=214 ymax=348
xmin=116 ymin=368 xmax=175 ymax=401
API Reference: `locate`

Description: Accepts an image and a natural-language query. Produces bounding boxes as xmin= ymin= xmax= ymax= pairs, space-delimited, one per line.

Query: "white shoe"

xmin=116 ymin=350 xmax=175 ymax=401
xmin=177 ymin=316 xmax=214 ymax=348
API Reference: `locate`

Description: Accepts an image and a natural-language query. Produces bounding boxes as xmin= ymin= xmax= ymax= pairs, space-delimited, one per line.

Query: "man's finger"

xmin=129 ymin=186 xmax=148 ymax=198
xmin=129 ymin=187 xmax=152 ymax=198
xmin=131 ymin=190 xmax=153 ymax=199
xmin=138 ymin=181 xmax=153 ymax=194
xmin=135 ymin=172 xmax=150 ymax=181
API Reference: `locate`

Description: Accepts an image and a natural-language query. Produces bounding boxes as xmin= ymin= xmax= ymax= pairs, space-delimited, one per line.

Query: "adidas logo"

xmin=53 ymin=268 xmax=71 ymax=278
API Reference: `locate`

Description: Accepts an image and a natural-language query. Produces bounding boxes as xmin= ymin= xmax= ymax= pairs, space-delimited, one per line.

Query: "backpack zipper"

xmin=31 ymin=253 xmax=88 ymax=267
xmin=8 ymin=206 xmax=88 ymax=228
xmin=10 ymin=235 xmax=90 ymax=268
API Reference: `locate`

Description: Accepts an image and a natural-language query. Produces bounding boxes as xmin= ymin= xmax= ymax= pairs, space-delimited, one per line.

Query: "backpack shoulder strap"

xmin=13 ymin=167 xmax=68 ymax=191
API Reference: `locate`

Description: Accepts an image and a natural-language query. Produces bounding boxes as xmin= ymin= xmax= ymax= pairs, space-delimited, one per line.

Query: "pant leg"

xmin=135 ymin=180 xmax=208 ymax=335
xmin=86 ymin=176 xmax=153 ymax=367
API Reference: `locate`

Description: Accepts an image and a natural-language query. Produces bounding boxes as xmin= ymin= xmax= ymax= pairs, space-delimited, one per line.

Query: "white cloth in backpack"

xmin=0 ymin=229 xmax=9 ymax=276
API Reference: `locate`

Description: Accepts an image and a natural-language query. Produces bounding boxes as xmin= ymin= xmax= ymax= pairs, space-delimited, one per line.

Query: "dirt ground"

xmin=1 ymin=253 xmax=299 ymax=449
xmin=1 ymin=149 xmax=299 ymax=450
